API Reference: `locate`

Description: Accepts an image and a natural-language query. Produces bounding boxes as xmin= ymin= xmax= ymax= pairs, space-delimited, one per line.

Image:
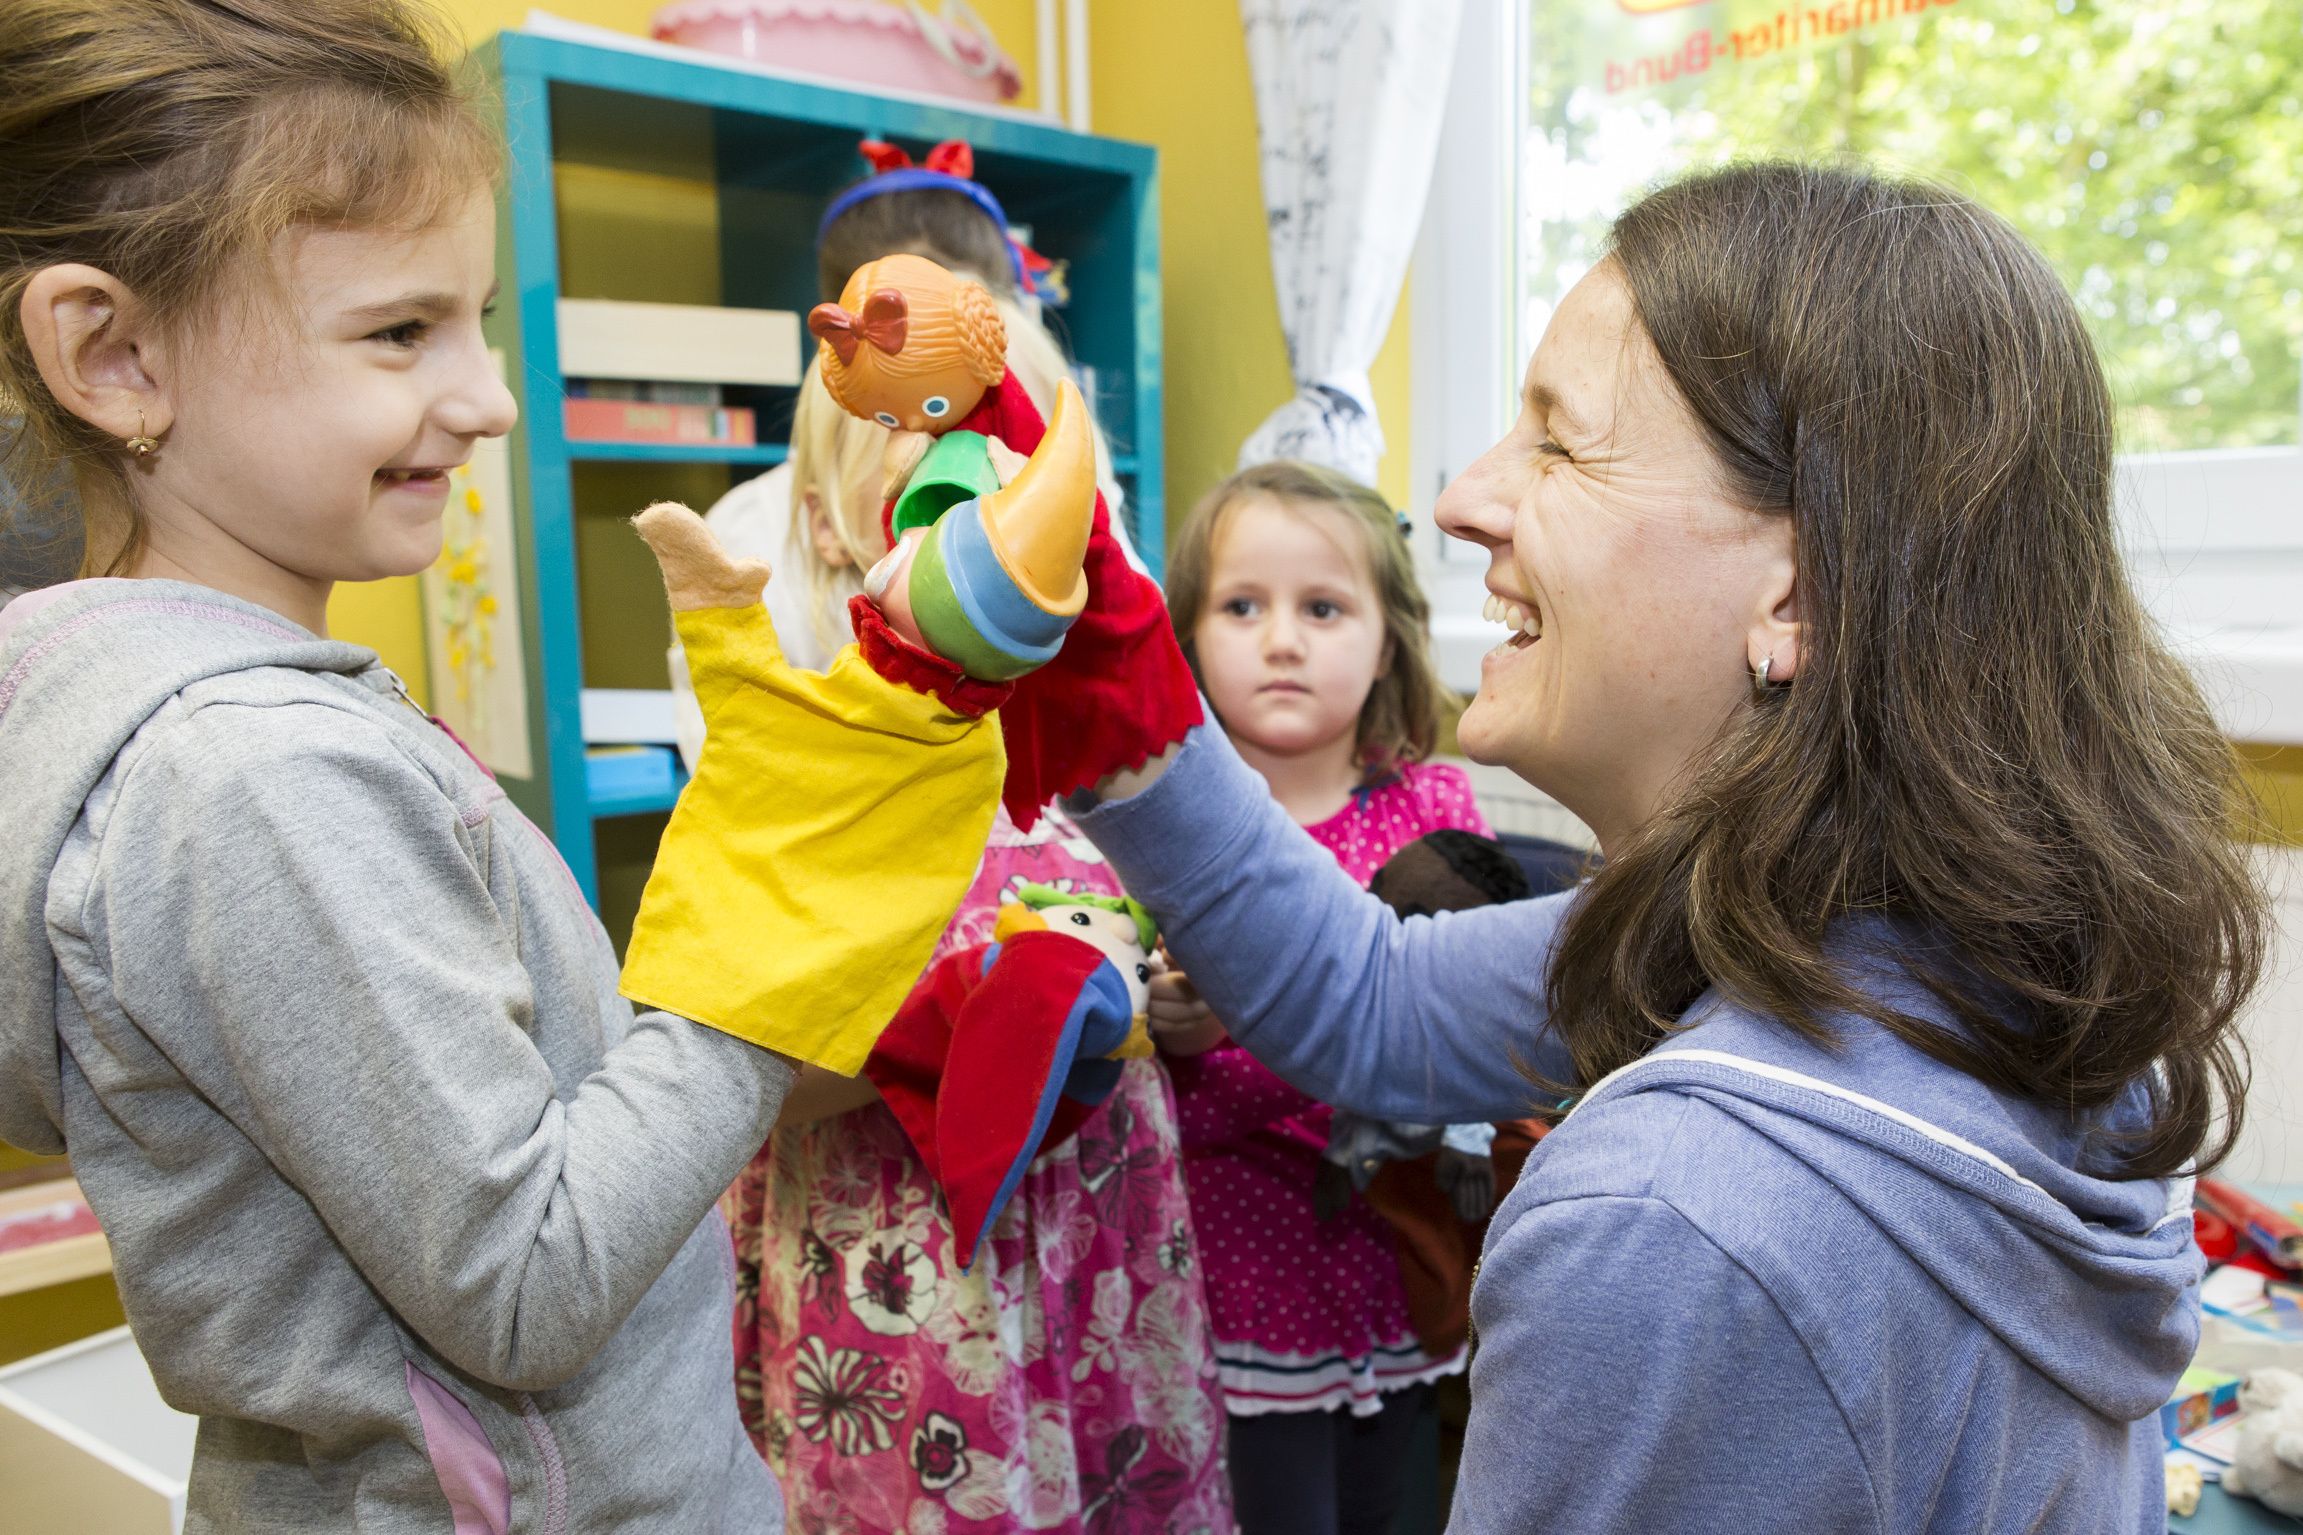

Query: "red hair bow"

xmin=858 ymin=138 xmax=976 ymax=180
xmin=807 ymin=288 xmax=910 ymax=366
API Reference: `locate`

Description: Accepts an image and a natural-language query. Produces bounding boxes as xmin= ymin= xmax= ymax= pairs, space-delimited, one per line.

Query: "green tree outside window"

xmin=1524 ymin=0 xmax=2303 ymax=451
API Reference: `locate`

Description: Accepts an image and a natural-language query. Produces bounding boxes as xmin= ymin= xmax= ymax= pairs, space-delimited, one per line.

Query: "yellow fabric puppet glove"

xmin=619 ymin=503 xmax=1004 ymax=1076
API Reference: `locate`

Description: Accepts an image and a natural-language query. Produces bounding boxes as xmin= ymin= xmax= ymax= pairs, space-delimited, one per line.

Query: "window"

xmin=1520 ymin=0 xmax=2301 ymax=455
xmin=1413 ymin=0 xmax=2303 ymax=735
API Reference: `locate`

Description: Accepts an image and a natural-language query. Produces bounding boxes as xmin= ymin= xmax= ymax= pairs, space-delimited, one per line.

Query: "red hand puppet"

xmin=920 ymin=374 xmax=1203 ymax=827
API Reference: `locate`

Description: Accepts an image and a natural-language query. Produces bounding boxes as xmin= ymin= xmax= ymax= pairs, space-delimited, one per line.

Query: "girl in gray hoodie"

xmin=0 ymin=2 xmax=985 ymax=1529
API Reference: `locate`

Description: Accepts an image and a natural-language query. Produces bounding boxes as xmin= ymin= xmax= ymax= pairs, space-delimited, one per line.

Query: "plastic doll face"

xmin=812 ymin=254 xmax=1005 ymax=434
xmin=1435 ymin=262 xmax=1796 ymax=853
xmin=146 ymin=187 xmax=516 ymax=596
xmin=863 ymin=383 xmax=974 ymax=437
xmin=1193 ymin=495 xmax=1389 ymax=767
xmin=1040 ymin=903 xmax=1152 ymax=1017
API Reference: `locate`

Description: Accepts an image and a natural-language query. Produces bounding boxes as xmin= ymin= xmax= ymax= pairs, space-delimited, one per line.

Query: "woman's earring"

xmin=1751 ymin=651 xmax=1780 ymax=700
xmin=125 ymin=413 xmax=159 ymax=458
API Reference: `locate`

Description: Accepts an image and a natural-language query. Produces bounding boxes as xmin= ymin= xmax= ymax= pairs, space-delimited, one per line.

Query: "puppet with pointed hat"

xmin=609 ymin=254 xmax=1114 ymax=1071
xmin=789 ymin=252 xmax=1204 ymax=1253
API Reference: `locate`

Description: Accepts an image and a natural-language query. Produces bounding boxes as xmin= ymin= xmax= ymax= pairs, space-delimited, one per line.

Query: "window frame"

xmin=1409 ymin=0 xmax=2303 ymax=739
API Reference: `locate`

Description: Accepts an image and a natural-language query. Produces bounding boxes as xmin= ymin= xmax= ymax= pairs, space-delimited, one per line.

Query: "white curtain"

xmin=1236 ymin=0 xmax=1465 ymax=484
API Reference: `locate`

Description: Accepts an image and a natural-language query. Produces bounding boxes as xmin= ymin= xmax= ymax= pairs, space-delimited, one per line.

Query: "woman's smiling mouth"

xmin=1484 ymin=591 xmax=1543 ymax=650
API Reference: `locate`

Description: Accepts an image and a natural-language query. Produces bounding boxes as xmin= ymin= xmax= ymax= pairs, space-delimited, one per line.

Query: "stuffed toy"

xmin=2165 ymin=1456 xmax=2203 ymax=1519
xmin=2221 ymin=1367 xmax=2303 ymax=1515
xmin=1318 ymin=830 xmax=1532 ymax=1220
xmin=864 ymin=883 xmax=1159 ymax=1271
xmin=808 ymin=253 xmax=1202 ymax=827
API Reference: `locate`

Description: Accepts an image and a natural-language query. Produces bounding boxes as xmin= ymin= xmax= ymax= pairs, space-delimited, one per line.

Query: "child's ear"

xmin=804 ymin=492 xmax=854 ymax=570
xmin=18 ymin=264 xmax=170 ymax=443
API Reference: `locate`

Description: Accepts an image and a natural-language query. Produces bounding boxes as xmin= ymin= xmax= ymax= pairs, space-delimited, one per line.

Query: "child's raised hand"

xmin=1145 ymin=959 xmax=1226 ymax=1057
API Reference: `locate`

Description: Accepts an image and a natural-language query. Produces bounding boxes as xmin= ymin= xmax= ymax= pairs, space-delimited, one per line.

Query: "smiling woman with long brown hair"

xmin=1076 ymin=161 xmax=2267 ymax=1532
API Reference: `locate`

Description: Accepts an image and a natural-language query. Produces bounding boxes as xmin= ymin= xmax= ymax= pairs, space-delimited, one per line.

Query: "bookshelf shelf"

xmin=566 ymin=440 xmax=791 ymax=465
xmin=474 ymin=28 xmax=1162 ymax=917
xmin=589 ymin=777 xmax=687 ymax=819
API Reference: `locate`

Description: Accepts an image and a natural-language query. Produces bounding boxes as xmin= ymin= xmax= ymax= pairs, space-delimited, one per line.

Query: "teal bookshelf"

xmin=472 ymin=29 xmax=1162 ymax=913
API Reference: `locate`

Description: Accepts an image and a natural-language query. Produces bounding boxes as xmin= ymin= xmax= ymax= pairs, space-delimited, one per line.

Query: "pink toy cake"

xmin=652 ymin=1 xmax=1024 ymax=105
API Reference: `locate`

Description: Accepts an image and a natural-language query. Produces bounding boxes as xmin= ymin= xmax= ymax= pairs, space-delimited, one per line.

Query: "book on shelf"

xmin=556 ymin=298 xmax=800 ymax=387
xmin=563 ymin=398 xmax=757 ymax=447
xmin=0 ymin=1177 xmax=108 ymax=1297
xmin=566 ymin=378 xmax=724 ymax=406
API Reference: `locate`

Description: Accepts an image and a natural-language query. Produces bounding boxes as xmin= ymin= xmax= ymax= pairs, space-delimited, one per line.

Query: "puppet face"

xmin=1038 ymin=903 xmax=1152 ymax=1019
xmin=810 ymin=253 xmax=1008 ymax=435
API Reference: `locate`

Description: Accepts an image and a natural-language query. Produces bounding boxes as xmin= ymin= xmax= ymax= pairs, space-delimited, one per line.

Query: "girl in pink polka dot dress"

xmin=1157 ymin=461 xmax=1488 ymax=1535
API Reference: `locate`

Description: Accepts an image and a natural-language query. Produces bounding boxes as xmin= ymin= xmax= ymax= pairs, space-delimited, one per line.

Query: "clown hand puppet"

xmin=864 ymin=883 xmax=1158 ymax=1271
xmin=614 ymin=503 xmax=1010 ymax=1074
xmin=810 ymin=253 xmax=1203 ymax=828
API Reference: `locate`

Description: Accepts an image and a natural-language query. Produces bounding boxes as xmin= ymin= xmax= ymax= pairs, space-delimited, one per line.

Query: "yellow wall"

xmin=2242 ymin=746 xmax=2303 ymax=846
xmin=0 ymin=1145 xmax=124 ymax=1368
xmin=332 ymin=0 xmax=1414 ymax=705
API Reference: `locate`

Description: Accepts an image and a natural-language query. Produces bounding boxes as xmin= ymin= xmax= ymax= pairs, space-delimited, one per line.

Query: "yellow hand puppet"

xmin=619 ymin=504 xmax=1003 ymax=1075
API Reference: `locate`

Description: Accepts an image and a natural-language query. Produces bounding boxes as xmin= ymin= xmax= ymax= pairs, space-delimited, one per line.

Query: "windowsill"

xmin=2175 ymin=627 xmax=2303 ymax=746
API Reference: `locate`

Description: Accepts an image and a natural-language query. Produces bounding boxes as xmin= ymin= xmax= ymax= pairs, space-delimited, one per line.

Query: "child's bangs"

xmin=230 ymin=83 xmax=501 ymax=253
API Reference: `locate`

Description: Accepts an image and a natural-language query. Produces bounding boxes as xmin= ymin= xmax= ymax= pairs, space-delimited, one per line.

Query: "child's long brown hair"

xmin=0 ymin=0 xmax=499 ymax=576
xmin=1545 ymin=162 xmax=2265 ymax=1178
xmin=1166 ymin=460 xmax=1450 ymax=780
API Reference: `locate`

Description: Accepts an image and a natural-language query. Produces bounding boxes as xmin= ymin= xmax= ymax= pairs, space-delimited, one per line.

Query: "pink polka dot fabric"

xmin=1166 ymin=761 xmax=1489 ymax=1416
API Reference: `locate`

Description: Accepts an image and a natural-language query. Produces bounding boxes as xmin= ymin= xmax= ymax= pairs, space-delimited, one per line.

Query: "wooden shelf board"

xmin=566 ymin=440 xmax=789 ymax=465
xmin=0 ymin=1181 xmax=111 ymax=1299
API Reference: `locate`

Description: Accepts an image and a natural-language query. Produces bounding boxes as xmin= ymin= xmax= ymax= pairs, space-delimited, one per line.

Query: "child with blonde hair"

xmin=676 ymin=167 xmax=1232 ymax=1535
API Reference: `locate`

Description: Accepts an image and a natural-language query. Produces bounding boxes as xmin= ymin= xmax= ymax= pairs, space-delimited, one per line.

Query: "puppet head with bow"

xmin=809 ymin=253 xmax=1007 ymax=435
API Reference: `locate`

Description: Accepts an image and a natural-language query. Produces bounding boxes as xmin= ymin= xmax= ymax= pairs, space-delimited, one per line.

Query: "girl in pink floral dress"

xmin=1153 ymin=462 xmax=1487 ymax=1535
xmin=721 ymin=812 xmax=1231 ymax=1535
xmin=695 ymin=159 xmax=1232 ymax=1534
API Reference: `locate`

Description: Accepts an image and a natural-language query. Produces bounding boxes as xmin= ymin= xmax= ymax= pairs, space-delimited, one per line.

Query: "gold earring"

xmin=126 ymin=414 xmax=159 ymax=458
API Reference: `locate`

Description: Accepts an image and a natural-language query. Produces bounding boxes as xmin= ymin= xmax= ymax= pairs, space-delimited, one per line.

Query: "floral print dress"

xmin=724 ymin=805 xmax=1234 ymax=1535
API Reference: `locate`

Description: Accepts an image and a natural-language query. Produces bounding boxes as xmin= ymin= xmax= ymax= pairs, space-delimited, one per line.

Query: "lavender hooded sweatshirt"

xmin=1072 ymin=725 xmax=2201 ymax=1534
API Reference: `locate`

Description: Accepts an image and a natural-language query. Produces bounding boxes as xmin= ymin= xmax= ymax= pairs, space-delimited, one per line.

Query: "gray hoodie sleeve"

xmin=1072 ymin=724 xmax=1575 ymax=1123
xmin=80 ymin=698 xmax=790 ymax=1392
